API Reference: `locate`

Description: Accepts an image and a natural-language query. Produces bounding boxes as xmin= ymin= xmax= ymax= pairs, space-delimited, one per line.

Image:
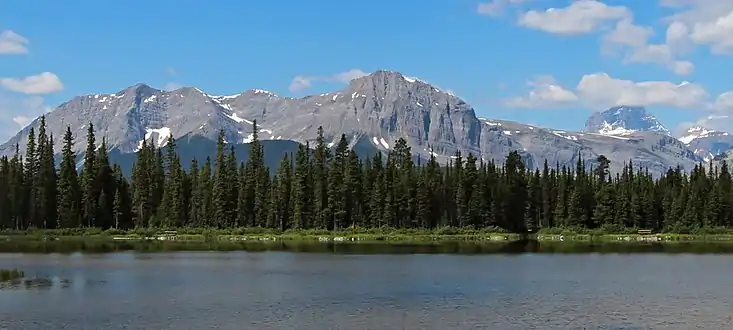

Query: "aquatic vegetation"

xmin=0 ymin=268 xmax=24 ymax=282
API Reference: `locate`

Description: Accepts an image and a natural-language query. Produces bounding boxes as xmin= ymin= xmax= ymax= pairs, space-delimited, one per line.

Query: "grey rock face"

xmin=582 ymin=106 xmax=670 ymax=136
xmin=0 ymin=70 xmax=703 ymax=176
xmin=678 ymin=126 xmax=733 ymax=161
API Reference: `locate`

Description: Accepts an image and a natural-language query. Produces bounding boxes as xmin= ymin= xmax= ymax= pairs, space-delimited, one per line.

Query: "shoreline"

xmin=3 ymin=229 xmax=733 ymax=244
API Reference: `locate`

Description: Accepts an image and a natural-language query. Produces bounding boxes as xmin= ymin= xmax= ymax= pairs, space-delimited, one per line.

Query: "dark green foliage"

xmin=3 ymin=124 xmax=733 ymax=234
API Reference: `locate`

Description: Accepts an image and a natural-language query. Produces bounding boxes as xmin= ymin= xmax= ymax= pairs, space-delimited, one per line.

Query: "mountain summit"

xmin=678 ymin=125 xmax=733 ymax=161
xmin=0 ymin=71 xmax=704 ymax=176
xmin=582 ymin=106 xmax=670 ymax=136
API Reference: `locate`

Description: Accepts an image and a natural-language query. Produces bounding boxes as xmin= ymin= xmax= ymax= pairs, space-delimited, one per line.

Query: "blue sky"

xmin=1 ymin=0 xmax=733 ymax=140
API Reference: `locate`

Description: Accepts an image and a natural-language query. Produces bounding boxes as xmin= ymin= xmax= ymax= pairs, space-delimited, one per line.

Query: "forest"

xmin=0 ymin=116 xmax=730 ymax=234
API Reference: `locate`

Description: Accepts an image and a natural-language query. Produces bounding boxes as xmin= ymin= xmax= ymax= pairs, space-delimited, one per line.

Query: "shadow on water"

xmin=3 ymin=238 xmax=733 ymax=254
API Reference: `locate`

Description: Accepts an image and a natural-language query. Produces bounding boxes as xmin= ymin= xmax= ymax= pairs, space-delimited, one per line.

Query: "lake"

xmin=1 ymin=241 xmax=733 ymax=329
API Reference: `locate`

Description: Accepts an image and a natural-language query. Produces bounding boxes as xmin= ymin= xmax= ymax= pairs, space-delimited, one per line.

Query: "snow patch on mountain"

xmin=582 ymin=106 xmax=670 ymax=136
xmin=135 ymin=127 xmax=171 ymax=152
xmin=679 ymin=126 xmax=729 ymax=144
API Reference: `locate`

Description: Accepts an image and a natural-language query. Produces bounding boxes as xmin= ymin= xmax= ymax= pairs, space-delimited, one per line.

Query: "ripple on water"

xmin=1 ymin=252 xmax=733 ymax=329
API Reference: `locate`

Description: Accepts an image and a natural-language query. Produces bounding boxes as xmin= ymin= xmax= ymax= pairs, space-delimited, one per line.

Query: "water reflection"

xmin=2 ymin=238 xmax=733 ymax=254
xmin=2 ymin=244 xmax=733 ymax=329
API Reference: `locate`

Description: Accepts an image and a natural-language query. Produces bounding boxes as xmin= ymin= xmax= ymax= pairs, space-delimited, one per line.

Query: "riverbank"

xmin=3 ymin=227 xmax=733 ymax=243
xmin=0 ymin=229 xmax=527 ymax=242
xmin=536 ymin=233 xmax=733 ymax=242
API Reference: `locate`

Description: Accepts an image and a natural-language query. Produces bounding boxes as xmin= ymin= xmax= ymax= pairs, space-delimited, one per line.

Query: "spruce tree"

xmin=212 ymin=130 xmax=229 ymax=228
xmin=81 ymin=123 xmax=97 ymax=227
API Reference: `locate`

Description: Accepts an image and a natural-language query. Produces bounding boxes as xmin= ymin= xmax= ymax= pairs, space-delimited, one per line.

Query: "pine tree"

xmin=212 ymin=130 xmax=230 ymax=228
xmin=131 ymin=139 xmax=151 ymax=228
xmin=246 ymin=120 xmax=268 ymax=227
xmin=57 ymin=126 xmax=80 ymax=228
xmin=200 ymin=157 xmax=213 ymax=227
xmin=269 ymin=154 xmax=293 ymax=230
xmin=24 ymin=127 xmax=37 ymax=229
xmin=95 ymin=138 xmax=114 ymax=228
xmin=312 ymin=126 xmax=330 ymax=229
xmin=290 ymin=142 xmax=311 ymax=229
xmin=81 ymin=123 xmax=97 ymax=227
xmin=328 ymin=134 xmax=349 ymax=230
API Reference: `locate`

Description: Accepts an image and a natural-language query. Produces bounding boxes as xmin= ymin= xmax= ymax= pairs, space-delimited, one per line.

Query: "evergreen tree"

xmin=81 ymin=123 xmax=97 ymax=227
xmin=212 ymin=130 xmax=230 ymax=227
xmin=312 ymin=126 xmax=330 ymax=229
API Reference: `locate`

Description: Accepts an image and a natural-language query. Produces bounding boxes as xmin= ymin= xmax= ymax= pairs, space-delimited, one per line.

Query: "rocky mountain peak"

xmin=677 ymin=125 xmax=733 ymax=161
xmin=581 ymin=105 xmax=670 ymax=136
xmin=115 ymin=83 xmax=160 ymax=100
xmin=678 ymin=125 xmax=728 ymax=144
xmin=0 ymin=73 xmax=708 ymax=178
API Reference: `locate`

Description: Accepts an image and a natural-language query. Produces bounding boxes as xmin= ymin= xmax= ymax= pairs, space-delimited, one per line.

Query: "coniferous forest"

xmin=1 ymin=116 xmax=732 ymax=234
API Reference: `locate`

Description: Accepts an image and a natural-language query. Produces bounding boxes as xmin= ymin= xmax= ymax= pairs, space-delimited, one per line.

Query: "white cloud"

xmin=625 ymin=43 xmax=695 ymax=75
xmin=689 ymin=11 xmax=733 ymax=54
xmin=518 ymin=0 xmax=631 ymax=35
xmin=576 ymin=73 xmax=708 ymax=108
xmin=331 ymin=69 xmax=368 ymax=83
xmin=0 ymin=93 xmax=54 ymax=140
xmin=166 ymin=67 xmax=177 ymax=76
xmin=0 ymin=72 xmax=64 ymax=94
xmin=661 ymin=0 xmax=733 ymax=55
xmin=289 ymin=68 xmax=368 ymax=92
xmin=0 ymin=30 xmax=29 ymax=55
xmin=477 ymin=0 xmax=529 ymax=17
xmin=602 ymin=19 xmax=653 ymax=49
xmin=713 ymin=91 xmax=733 ymax=112
xmin=601 ymin=18 xmax=694 ymax=75
xmin=163 ymin=82 xmax=183 ymax=91
xmin=502 ymin=76 xmax=577 ymax=108
xmin=504 ymin=72 xmax=712 ymax=110
xmin=288 ymin=76 xmax=314 ymax=93
xmin=677 ymin=113 xmax=733 ymax=136
xmin=508 ymin=0 xmax=703 ymax=75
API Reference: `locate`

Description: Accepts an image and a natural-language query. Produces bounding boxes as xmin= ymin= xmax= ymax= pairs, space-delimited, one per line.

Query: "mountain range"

xmin=0 ymin=70 xmax=727 ymax=176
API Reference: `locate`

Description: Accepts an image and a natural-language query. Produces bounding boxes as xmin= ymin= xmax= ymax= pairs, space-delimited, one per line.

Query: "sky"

xmin=1 ymin=0 xmax=733 ymax=141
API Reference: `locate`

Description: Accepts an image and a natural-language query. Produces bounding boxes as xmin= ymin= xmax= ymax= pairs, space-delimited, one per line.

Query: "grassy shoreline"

xmin=2 ymin=227 xmax=733 ymax=243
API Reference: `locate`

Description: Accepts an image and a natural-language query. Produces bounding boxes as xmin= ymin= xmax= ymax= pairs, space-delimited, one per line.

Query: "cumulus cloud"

xmin=598 ymin=1 xmax=733 ymax=74
xmin=0 ymin=30 xmax=29 ymax=55
xmin=660 ymin=0 xmax=733 ymax=55
xmin=576 ymin=73 xmax=708 ymax=108
xmin=0 ymin=92 xmax=54 ymax=140
xmin=0 ymin=72 xmax=64 ymax=94
xmin=518 ymin=0 xmax=631 ymax=35
xmin=288 ymin=76 xmax=314 ymax=93
xmin=502 ymin=76 xmax=577 ymax=108
xmin=496 ymin=0 xmax=701 ymax=75
xmin=476 ymin=0 xmax=529 ymax=17
xmin=289 ymin=69 xmax=368 ymax=92
xmin=602 ymin=19 xmax=653 ymax=49
xmin=676 ymin=113 xmax=733 ymax=137
xmin=504 ymin=72 xmax=714 ymax=110
xmin=597 ymin=15 xmax=694 ymax=75
xmin=163 ymin=82 xmax=183 ymax=91
xmin=713 ymin=92 xmax=733 ymax=112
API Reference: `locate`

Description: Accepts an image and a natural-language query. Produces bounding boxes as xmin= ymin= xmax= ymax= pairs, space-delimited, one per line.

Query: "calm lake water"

xmin=2 ymin=241 xmax=733 ymax=329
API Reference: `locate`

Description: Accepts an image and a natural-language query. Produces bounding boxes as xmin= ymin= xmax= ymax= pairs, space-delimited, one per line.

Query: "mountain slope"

xmin=678 ymin=126 xmax=733 ymax=161
xmin=0 ymin=70 xmax=703 ymax=176
xmin=582 ymin=106 xmax=670 ymax=136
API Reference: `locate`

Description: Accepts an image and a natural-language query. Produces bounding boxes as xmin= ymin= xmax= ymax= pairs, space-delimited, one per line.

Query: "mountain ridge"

xmin=581 ymin=106 xmax=670 ymax=136
xmin=678 ymin=125 xmax=733 ymax=161
xmin=0 ymin=70 xmax=705 ymax=176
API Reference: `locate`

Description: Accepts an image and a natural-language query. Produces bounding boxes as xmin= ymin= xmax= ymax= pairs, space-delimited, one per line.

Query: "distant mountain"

xmin=678 ymin=126 xmax=733 ymax=161
xmin=582 ymin=106 xmax=670 ymax=136
xmin=0 ymin=70 xmax=703 ymax=176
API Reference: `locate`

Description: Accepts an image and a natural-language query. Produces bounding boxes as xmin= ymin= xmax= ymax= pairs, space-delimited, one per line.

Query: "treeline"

xmin=0 ymin=117 xmax=731 ymax=234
